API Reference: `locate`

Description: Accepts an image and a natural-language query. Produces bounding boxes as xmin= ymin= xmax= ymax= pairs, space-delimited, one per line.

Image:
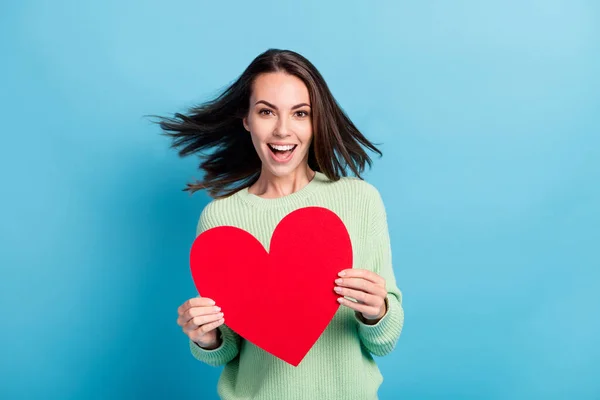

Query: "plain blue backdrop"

xmin=1 ymin=1 xmax=599 ymax=399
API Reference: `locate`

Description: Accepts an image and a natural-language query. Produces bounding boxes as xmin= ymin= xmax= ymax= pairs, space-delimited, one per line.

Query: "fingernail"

xmin=215 ymin=306 xmax=221 ymax=312
xmin=335 ymin=278 xmax=343 ymax=284
xmin=337 ymin=297 xmax=344 ymax=303
xmin=218 ymin=312 xmax=224 ymax=317
xmin=209 ymin=299 xmax=215 ymax=305
xmin=334 ymin=287 xmax=342 ymax=293
xmin=338 ymin=271 xmax=346 ymax=277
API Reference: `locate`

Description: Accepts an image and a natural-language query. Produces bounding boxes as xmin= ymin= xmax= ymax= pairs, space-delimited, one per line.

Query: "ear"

xmin=242 ymin=116 xmax=249 ymax=132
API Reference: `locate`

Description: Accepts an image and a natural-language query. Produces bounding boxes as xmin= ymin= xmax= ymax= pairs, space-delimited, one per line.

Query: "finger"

xmin=337 ymin=297 xmax=380 ymax=317
xmin=183 ymin=312 xmax=224 ymax=332
xmin=178 ymin=305 xmax=222 ymax=326
xmin=334 ymin=286 xmax=382 ymax=307
xmin=197 ymin=318 xmax=225 ymax=336
xmin=178 ymin=297 xmax=216 ymax=315
xmin=338 ymin=269 xmax=385 ymax=286
xmin=335 ymin=277 xmax=388 ymax=297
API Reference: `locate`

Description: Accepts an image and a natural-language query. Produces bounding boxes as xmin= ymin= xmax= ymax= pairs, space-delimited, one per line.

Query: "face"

xmin=243 ymin=72 xmax=313 ymax=178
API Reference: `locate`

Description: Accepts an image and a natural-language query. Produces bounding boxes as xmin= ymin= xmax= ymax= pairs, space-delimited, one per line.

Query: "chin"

xmin=264 ymin=163 xmax=301 ymax=178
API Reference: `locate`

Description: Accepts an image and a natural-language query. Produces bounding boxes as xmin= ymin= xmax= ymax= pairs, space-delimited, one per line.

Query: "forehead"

xmin=251 ymin=72 xmax=310 ymax=105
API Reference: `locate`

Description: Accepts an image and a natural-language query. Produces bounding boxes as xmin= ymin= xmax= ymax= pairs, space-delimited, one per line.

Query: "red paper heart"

xmin=190 ymin=206 xmax=353 ymax=366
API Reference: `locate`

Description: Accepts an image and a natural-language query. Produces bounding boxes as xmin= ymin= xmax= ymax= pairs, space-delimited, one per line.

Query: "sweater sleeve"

xmin=189 ymin=323 xmax=242 ymax=367
xmin=355 ymin=186 xmax=405 ymax=357
xmin=187 ymin=202 xmax=243 ymax=367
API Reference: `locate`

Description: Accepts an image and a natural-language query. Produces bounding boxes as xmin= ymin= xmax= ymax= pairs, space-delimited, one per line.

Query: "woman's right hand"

xmin=177 ymin=297 xmax=225 ymax=349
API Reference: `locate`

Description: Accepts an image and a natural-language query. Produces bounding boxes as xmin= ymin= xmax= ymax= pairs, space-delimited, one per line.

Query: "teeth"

xmin=270 ymin=144 xmax=295 ymax=151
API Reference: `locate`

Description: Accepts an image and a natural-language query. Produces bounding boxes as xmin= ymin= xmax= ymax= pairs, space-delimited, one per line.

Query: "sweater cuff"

xmin=189 ymin=325 xmax=239 ymax=367
xmin=356 ymin=295 xmax=404 ymax=354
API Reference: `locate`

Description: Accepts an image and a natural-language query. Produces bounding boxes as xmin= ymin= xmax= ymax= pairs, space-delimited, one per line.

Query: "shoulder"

xmin=325 ymin=176 xmax=388 ymax=223
xmin=326 ymin=175 xmax=383 ymax=203
xmin=196 ymin=192 xmax=243 ymax=235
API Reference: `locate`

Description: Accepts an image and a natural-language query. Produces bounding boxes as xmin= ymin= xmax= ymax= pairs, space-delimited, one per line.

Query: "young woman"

xmin=161 ymin=49 xmax=404 ymax=400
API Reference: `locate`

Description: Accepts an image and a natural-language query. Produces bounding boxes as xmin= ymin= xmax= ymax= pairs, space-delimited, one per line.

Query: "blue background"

xmin=1 ymin=1 xmax=599 ymax=399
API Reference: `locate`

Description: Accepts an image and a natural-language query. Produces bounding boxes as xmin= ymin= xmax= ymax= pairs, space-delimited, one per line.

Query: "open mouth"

xmin=267 ymin=144 xmax=298 ymax=162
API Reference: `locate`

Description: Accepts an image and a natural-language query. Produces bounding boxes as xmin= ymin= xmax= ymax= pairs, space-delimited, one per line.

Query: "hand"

xmin=177 ymin=297 xmax=225 ymax=349
xmin=334 ymin=269 xmax=388 ymax=323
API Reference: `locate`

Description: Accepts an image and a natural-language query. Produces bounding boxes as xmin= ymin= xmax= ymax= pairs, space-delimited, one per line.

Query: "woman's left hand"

xmin=334 ymin=269 xmax=388 ymax=322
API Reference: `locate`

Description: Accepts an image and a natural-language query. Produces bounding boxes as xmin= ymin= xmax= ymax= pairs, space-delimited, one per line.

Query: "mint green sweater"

xmin=189 ymin=172 xmax=404 ymax=400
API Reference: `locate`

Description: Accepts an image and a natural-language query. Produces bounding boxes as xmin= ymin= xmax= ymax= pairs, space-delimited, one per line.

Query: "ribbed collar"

xmin=235 ymin=171 xmax=329 ymax=209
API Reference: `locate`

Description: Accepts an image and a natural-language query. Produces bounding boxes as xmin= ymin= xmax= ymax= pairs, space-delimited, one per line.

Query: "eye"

xmin=258 ymin=108 xmax=273 ymax=116
xmin=295 ymin=110 xmax=310 ymax=118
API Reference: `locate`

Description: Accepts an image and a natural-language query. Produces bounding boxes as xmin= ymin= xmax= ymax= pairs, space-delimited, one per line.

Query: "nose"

xmin=273 ymin=116 xmax=291 ymax=138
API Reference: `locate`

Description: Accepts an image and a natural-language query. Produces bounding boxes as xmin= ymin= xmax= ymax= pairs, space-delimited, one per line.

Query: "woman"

xmin=160 ymin=49 xmax=404 ymax=400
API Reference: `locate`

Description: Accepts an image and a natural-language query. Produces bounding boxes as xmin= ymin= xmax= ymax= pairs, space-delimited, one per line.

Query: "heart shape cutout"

xmin=190 ymin=206 xmax=353 ymax=366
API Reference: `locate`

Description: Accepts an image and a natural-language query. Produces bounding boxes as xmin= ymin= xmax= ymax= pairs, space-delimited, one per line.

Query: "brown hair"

xmin=148 ymin=48 xmax=382 ymax=198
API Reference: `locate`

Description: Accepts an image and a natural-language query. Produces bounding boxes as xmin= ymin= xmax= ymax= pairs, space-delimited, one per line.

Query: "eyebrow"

xmin=254 ymin=100 xmax=311 ymax=110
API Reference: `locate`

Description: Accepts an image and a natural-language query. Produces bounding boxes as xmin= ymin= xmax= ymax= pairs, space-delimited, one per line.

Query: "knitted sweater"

xmin=189 ymin=171 xmax=404 ymax=400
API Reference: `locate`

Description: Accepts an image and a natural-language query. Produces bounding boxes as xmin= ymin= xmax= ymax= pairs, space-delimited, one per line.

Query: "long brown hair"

xmin=148 ymin=48 xmax=382 ymax=199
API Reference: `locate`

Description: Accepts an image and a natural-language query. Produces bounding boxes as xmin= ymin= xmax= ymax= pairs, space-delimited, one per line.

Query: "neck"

xmin=249 ymin=164 xmax=316 ymax=199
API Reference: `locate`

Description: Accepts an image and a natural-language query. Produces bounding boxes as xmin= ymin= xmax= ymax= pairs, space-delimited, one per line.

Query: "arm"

xmin=355 ymin=188 xmax=405 ymax=356
xmin=189 ymin=323 xmax=242 ymax=367
xmin=188 ymin=204 xmax=243 ymax=366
